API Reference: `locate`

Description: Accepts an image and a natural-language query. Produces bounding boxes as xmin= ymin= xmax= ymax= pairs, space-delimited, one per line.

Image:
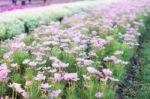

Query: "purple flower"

xmin=54 ymin=73 xmax=62 ymax=82
xmin=102 ymin=69 xmax=112 ymax=77
xmin=11 ymin=63 xmax=19 ymax=68
xmin=9 ymin=83 xmax=24 ymax=93
xmin=87 ymin=67 xmax=99 ymax=74
xmin=63 ymin=73 xmax=79 ymax=81
xmin=50 ymin=89 xmax=61 ymax=99
xmin=23 ymin=59 xmax=30 ymax=64
xmin=91 ymin=31 xmax=97 ymax=36
xmin=50 ymin=57 xmax=69 ymax=68
xmin=28 ymin=61 xmax=37 ymax=67
xmin=41 ymin=83 xmax=51 ymax=89
xmin=21 ymin=91 xmax=29 ymax=99
xmin=114 ymin=50 xmax=124 ymax=55
xmin=95 ymin=92 xmax=103 ymax=98
xmin=35 ymin=72 xmax=46 ymax=80
xmin=84 ymin=60 xmax=94 ymax=66
xmin=3 ymin=51 xmax=13 ymax=59
xmin=0 ymin=63 xmax=10 ymax=82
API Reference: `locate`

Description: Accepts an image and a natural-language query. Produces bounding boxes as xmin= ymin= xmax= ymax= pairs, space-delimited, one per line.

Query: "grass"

xmin=121 ymin=14 xmax=150 ymax=99
xmin=135 ymin=18 xmax=150 ymax=98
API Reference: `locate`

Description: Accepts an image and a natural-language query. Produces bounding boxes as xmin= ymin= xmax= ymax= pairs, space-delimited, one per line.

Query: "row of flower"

xmin=1 ymin=0 xmax=150 ymax=98
xmin=0 ymin=0 xmax=117 ymax=40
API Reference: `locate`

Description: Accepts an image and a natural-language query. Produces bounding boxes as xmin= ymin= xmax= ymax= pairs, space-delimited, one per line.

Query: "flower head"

xmin=102 ymin=69 xmax=112 ymax=77
xmin=95 ymin=92 xmax=103 ymax=98
xmin=50 ymin=89 xmax=61 ymax=99
xmin=63 ymin=73 xmax=79 ymax=81
xmin=0 ymin=63 xmax=10 ymax=82
xmin=54 ymin=73 xmax=62 ymax=82
xmin=9 ymin=83 xmax=24 ymax=93
xmin=87 ymin=67 xmax=99 ymax=74
xmin=41 ymin=83 xmax=51 ymax=89
xmin=35 ymin=72 xmax=46 ymax=80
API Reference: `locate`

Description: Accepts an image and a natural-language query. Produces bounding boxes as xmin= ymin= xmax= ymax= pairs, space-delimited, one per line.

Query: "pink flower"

xmin=41 ymin=83 xmax=51 ymax=89
xmin=54 ymin=73 xmax=62 ymax=82
xmin=52 ymin=61 xmax=69 ymax=68
xmin=95 ymin=92 xmax=103 ymax=98
xmin=88 ymin=51 xmax=97 ymax=57
xmin=114 ymin=59 xmax=122 ymax=64
xmin=0 ymin=63 xmax=10 ymax=82
xmin=11 ymin=63 xmax=19 ymax=68
xmin=84 ymin=60 xmax=94 ymax=66
xmin=35 ymin=72 xmax=46 ymax=80
xmin=10 ymin=42 xmax=25 ymax=49
xmin=28 ymin=61 xmax=37 ymax=67
xmin=87 ymin=67 xmax=99 ymax=74
xmin=50 ymin=89 xmax=61 ymax=99
xmin=9 ymin=83 xmax=24 ymax=93
xmin=3 ymin=51 xmax=13 ymax=59
xmin=3 ymin=53 xmax=9 ymax=59
xmin=103 ymin=56 xmax=118 ymax=62
xmin=63 ymin=73 xmax=79 ymax=81
xmin=102 ymin=69 xmax=112 ymax=77
xmin=114 ymin=50 xmax=124 ymax=55
xmin=90 ymin=37 xmax=107 ymax=48
xmin=32 ymin=52 xmax=44 ymax=59
xmin=21 ymin=91 xmax=29 ymax=99
xmin=50 ymin=57 xmax=69 ymax=68
xmin=91 ymin=31 xmax=97 ymax=36
xmin=23 ymin=59 xmax=30 ymax=64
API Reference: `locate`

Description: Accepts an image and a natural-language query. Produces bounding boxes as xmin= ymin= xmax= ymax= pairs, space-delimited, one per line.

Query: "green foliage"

xmin=11 ymin=50 xmax=28 ymax=64
xmin=0 ymin=1 xmax=103 ymax=40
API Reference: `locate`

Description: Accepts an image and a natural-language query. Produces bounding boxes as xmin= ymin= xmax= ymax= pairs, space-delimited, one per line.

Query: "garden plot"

xmin=0 ymin=0 xmax=150 ymax=99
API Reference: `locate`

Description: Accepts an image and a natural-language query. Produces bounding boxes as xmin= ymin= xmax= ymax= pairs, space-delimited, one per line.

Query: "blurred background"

xmin=0 ymin=0 xmax=79 ymax=7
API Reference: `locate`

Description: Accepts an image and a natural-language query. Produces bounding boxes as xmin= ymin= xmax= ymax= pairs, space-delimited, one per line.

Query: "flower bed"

xmin=0 ymin=0 xmax=150 ymax=99
xmin=0 ymin=0 xmax=119 ymax=40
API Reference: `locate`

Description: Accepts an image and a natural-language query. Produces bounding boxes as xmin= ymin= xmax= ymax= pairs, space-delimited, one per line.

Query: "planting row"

xmin=1 ymin=0 xmax=150 ymax=99
xmin=0 ymin=0 xmax=119 ymax=40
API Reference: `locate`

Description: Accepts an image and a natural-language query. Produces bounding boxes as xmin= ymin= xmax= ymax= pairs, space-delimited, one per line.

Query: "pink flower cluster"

xmin=0 ymin=63 xmax=10 ymax=82
xmin=50 ymin=57 xmax=69 ymax=68
xmin=63 ymin=73 xmax=79 ymax=81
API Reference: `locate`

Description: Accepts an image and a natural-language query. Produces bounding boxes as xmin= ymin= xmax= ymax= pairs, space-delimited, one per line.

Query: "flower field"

xmin=0 ymin=0 xmax=150 ymax=99
xmin=0 ymin=0 xmax=118 ymax=40
xmin=0 ymin=0 xmax=72 ymax=12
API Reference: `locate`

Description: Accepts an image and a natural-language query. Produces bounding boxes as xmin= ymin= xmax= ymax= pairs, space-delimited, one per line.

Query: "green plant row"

xmin=0 ymin=0 xmax=119 ymax=40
